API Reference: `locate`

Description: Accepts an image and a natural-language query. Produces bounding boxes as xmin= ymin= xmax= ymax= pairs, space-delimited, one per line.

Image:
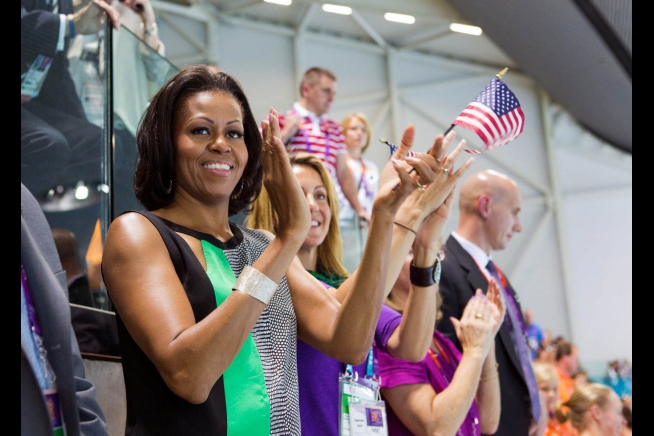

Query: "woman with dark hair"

xmin=101 ymin=64 xmax=471 ymax=435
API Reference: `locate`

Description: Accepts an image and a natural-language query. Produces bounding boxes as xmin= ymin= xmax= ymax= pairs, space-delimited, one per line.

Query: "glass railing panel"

xmin=111 ymin=24 xmax=179 ymax=218
xmin=21 ymin=5 xmax=110 ymax=313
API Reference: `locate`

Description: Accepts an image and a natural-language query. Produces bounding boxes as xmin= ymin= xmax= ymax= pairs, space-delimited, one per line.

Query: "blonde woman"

xmin=339 ymin=112 xmax=379 ymax=272
xmin=534 ymin=362 xmax=575 ymax=436
xmin=555 ymin=383 xmax=626 ymax=436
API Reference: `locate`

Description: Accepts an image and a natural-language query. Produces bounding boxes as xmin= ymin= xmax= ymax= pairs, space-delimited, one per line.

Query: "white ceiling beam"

xmin=350 ymin=9 xmax=387 ymax=48
xmin=192 ymin=0 xmax=233 ymax=24
xmin=296 ymin=3 xmax=318 ymax=35
xmin=303 ymin=31 xmax=385 ymax=55
xmin=229 ymin=15 xmax=295 ymax=36
xmin=222 ymin=0 xmax=262 ymax=15
xmin=539 ymin=87 xmax=576 ymax=342
xmin=302 ymin=0 xmax=458 ymax=24
xmin=398 ymin=49 xmax=522 ymax=79
xmin=397 ymin=25 xmax=451 ymax=51
xmin=152 ymin=0 xmax=212 ymax=22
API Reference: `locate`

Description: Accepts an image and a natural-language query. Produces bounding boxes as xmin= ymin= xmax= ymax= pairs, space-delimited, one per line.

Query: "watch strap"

xmin=410 ymin=257 xmax=440 ymax=287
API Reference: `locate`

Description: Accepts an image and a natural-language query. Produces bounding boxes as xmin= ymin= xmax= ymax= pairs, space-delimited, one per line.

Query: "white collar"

xmin=451 ymin=231 xmax=492 ymax=278
xmin=293 ymin=102 xmax=324 ymax=134
xmin=293 ymin=102 xmax=324 ymax=122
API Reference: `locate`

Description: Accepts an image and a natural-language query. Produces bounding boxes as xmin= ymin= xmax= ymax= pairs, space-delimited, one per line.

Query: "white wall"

xmin=154 ymin=6 xmax=632 ymax=365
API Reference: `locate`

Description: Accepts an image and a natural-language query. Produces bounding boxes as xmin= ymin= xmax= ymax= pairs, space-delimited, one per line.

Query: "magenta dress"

xmin=376 ymin=329 xmax=481 ymax=436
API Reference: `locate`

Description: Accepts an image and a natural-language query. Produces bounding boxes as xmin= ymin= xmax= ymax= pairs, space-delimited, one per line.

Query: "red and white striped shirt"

xmin=278 ymin=103 xmax=346 ymax=185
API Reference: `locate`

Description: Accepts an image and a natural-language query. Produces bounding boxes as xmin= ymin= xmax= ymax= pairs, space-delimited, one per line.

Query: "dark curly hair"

xmin=134 ymin=64 xmax=263 ymax=216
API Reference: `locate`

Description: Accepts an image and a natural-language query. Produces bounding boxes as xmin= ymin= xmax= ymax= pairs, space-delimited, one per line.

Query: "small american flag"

xmin=452 ymin=77 xmax=525 ymax=154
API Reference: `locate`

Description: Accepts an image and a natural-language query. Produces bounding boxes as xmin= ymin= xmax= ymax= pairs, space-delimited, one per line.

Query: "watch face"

xmin=433 ymin=260 xmax=442 ymax=283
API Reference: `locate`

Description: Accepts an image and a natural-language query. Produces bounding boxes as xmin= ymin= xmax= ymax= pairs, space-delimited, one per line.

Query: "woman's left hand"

xmin=486 ymin=278 xmax=506 ymax=337
xmin=260 ymin=108 xmax=311 ymax=241
xmin=371 ymin=125 xmax=422 ymax=217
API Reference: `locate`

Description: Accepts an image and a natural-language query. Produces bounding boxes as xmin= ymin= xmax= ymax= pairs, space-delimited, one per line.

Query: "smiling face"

xmin=294 ymin=164 xmax=331 ymax=250
xmin=172 ymin=90 xmax=247 ymax=205
xmin=344 ymin=116 xmax=369 ymax=154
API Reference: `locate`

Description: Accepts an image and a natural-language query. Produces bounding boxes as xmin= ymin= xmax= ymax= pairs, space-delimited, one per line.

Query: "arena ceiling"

xmin=164 ymin=0 xmax=632 ymax=154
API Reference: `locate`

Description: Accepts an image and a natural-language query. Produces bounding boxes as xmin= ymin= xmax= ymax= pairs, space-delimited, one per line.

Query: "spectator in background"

xmin=21 ymin=0 xmax=120 ymax=198
xmin=525 ymin=308 xmax=545 ymax=360
xmin=21 ymin=0 xmax=122 ymax=285
xmin=555 ymin=383 xmax=626 ymax=436
xmin=339 ymin=112 xmax=379 ymax=272
xmin=275 ymin=67 xmax=370 ymax=224
xmin=22 ymin=183 xmax=108 ymax=436
xmin=556 ymin=341 xmax=581 ymax=403
xmin=534 ymin=362 xmax=575 ymax=436
xmin=604 ymin=360 xmax=632 ymax=400
xmin=574 ymin=369 xmax=590 ymax=389
xmin=437 ymin=169 xmax=547 ymax=436
xmin=51 ymin=227 xmax=94 ymax=307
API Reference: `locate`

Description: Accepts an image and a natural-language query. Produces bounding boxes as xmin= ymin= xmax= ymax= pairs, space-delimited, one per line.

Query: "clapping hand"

xmin=451 ymin=289 xmax=494 ymax=358
xmin=260 ymin=108 xmax=311 ymax=239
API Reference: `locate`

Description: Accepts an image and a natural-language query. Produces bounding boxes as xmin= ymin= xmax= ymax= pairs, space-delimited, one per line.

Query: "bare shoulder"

xmin=103 ymin=212 xmax=166 ymax=271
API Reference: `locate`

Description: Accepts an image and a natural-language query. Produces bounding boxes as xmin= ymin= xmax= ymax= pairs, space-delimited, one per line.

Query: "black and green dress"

xmin=113 ymin=211 xmax=300 ymax=435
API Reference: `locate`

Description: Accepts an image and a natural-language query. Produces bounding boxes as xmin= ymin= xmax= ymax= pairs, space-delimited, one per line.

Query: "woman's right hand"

xmin=261 ymin=108 xmax=311 ymax=241
xmin=451 ymin=289 xmax=494 ymax=359
xmin=383 ymin=128 xmax=474 ymax=230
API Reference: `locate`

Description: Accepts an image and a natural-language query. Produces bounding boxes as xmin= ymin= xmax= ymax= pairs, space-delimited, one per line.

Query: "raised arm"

xmin=291 ymin=128 xmax=472 ymax=364
xmin=103 ymin=109 xmax=310 ymax=404
xmin=289 ymin=155 xmax=416 ymax=363
xmin=381 ymin=293 xmax=495 ymax=436
xmin=385 ymin=188 xmax=457 ymax=362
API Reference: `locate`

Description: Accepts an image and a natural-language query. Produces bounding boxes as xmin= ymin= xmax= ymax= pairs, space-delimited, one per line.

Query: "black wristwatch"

xmin=409 ymin=257 xmax=441 ymax=287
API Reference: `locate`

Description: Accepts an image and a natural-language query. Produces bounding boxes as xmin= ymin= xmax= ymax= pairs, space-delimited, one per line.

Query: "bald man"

xmin=437 ymin=170 xmax=546 ymax=436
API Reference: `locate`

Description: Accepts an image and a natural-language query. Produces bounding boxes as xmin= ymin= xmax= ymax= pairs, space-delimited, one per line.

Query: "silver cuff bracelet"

xmin=232 ymin=265 xmax=278 ymax=305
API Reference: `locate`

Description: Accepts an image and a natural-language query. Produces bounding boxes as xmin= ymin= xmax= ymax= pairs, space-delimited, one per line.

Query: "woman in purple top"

xmin=248 ymin=129 xmax=474 ymax=435
xmin=378 ymin=249 xmax=506 ymax=436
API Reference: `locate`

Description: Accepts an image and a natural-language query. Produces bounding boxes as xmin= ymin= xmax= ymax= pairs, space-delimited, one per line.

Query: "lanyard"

xmin=345 ymin=346 xmax=376 ymax=379
xmin=427 ymin=335 xmax=451 ymax=371
xmin=358 ymin=159 xmax=371 ymax=199
xmin=291 ymin=110 xmax=331 ymax=162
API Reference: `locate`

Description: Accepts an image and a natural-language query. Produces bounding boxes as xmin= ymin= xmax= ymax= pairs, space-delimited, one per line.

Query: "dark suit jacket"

xmin=21 ymin=0 xmax=86 ymax=119
xmin=21 ymin=184 xmax=108 ymax=436
xmin=437 ymin=235 xmax=532 ymax=436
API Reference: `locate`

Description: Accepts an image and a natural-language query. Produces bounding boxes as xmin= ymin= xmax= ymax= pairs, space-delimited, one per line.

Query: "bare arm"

xmin=103 ymin=109 xmax=309 ymax=404
xmin=291 ymin=161 xmax=415 ymax=363
xmin=381 ymin=293 xmax=495 ymax=436
xmin=385 ymin=188 xmax=457 ymax=362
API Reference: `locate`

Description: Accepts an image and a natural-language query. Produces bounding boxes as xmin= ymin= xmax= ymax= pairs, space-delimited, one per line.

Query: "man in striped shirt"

xmin=277 ymin=67 xmax=370 ymax=223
